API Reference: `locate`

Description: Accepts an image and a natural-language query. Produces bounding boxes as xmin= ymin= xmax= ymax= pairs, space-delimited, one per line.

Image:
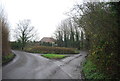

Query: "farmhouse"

xmin=40 ymin=37 xmax=56 ymax=46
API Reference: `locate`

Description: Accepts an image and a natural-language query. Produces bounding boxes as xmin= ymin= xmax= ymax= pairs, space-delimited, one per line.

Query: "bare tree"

xmin=15 ymin=19 xmax=37 ymax=50
xmin=54 ymin=18 xmax=81 ymax=49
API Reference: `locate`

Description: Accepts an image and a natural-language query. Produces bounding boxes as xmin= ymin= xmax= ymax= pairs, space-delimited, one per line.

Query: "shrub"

xmin=10 ymin=41 xmax=23 ymax=50
xmin=24 ymin=46 xmax=79 ymax=54
xmin=2 ymin=53 xmax=15 ymax=65
xmin=74 ymin=3 xmax=119 ymax=79
xmin=83 ymin=58 xmax=107 ymax=79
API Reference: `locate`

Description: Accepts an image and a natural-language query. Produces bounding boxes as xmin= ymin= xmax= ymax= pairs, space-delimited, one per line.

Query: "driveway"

xmin=2 ymin=50 xmax=87 ymax=79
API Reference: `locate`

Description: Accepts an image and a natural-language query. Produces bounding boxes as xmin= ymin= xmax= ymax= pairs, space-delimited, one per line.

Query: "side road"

xmin=3 ymin=50 xmax=87 ymax=79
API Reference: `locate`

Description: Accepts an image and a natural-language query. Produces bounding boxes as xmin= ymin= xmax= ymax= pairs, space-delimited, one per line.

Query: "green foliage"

xmin=10 ymin=41 xmax=23 ymax=50
xmin=72 ymin=2 xmax=119 ymax=79
xmin=24 ymin=46 xmax=79 ymax=54
xmin=83 ymin=59 xmax=106 ymax=79
xmin=2 ymin=53 xmax=15 ymax=64
xmin=41 ymin=54 xmax=67 ymax=59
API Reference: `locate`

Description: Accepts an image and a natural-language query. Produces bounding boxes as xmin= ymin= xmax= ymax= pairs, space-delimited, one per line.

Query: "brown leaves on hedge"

xmin=25 ymin=46 xmax=79 ymax=54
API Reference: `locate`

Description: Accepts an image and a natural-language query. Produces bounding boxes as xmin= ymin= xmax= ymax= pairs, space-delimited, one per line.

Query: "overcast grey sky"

xmin=0 ymin=0 xmax=84 ymax=41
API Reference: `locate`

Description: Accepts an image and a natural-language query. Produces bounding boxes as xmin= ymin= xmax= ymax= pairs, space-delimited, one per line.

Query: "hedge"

xmin=24 ymin=46 xmax=79 ymax=54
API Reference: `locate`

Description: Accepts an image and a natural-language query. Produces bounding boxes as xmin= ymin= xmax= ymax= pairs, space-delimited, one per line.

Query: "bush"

xmin=83 ymin=58 xmax=107 ymax=79
xmin=74 ymin=3 xmax=119 ymax=79
xmin=24 ymin=46 xmax=79 ymax=54
xmin=10 ymin=41 xmax=23 ymax=50
xmin=2 ymin=53 xmax=15 ymax=65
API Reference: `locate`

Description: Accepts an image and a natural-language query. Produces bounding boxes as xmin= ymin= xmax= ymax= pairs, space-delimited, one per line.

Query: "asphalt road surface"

xmin=2 ymin=50 xmax=87 ymax=79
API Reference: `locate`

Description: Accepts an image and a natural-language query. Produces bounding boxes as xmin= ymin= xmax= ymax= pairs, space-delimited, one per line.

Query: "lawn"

xmin=41 ymin=54 xmax=67 ymax=59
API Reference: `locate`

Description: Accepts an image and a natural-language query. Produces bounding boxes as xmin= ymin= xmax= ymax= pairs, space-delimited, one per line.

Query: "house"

xmin=40 ymin=37 xmax=56 ymax=46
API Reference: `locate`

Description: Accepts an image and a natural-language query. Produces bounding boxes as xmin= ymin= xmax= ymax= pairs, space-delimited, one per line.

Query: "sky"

xmin=0 ymin=0 xmax=83 ymax=41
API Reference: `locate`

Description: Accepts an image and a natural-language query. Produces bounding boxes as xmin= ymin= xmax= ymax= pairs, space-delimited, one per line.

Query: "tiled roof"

xmin=40 ymin=37 xmax=55 ymax=43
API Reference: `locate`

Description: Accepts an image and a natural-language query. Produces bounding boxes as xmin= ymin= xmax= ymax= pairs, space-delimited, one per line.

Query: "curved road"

xmin=3 ymin=50 xmax=87 ymax=79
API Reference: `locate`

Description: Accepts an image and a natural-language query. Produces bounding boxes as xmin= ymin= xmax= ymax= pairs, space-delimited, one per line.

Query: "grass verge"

xmin=41 ymin=54 xmax=67 ymax=59
xmin=82 ymin=59 xmax=106 ymax=79
xmin=2 ymin=53 xmax=15 ymax=65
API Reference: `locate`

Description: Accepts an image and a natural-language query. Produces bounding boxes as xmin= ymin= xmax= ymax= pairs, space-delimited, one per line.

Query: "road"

xmin=2 ymin=50 xmax=87 ymax=79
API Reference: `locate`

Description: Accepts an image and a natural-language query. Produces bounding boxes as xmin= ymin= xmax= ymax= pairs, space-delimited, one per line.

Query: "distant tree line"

xmin=54 ymin=18 xmax=85 ymax=49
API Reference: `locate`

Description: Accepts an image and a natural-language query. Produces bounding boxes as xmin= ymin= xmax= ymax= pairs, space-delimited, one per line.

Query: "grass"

xmin=2 ymin=53 xmax=15 ymax=65
xmin=82 ymin=59 xmax=106 ymax=79
xmin=41 ymin=54 xmax=67 ymax=59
